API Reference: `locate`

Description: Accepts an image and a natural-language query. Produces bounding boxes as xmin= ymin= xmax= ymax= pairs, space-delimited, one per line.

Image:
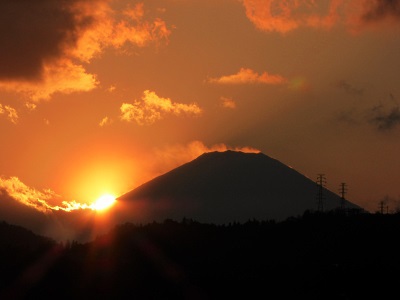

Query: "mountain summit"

xmin=117 ymin=151 xmax=362 ymax=223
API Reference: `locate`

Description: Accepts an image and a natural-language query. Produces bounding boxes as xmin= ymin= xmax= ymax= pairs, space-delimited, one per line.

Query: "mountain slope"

xmin=117 ymin=151 xmax=362 ymax=223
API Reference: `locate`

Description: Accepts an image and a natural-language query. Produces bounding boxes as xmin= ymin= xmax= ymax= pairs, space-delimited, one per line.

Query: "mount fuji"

xmin=116 ymin=150 xmax=363 ymax=224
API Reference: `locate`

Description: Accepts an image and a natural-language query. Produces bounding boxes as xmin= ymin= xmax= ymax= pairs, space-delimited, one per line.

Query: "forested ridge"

xmin=1 ymin=210 xmax=400 ymax=299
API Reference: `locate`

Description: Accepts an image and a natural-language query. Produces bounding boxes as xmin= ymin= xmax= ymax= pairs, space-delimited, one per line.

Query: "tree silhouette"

xmin=1 ymin=212 xmax=400 ymax=299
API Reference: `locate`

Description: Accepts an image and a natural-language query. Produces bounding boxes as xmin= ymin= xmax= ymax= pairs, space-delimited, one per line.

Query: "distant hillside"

xmin=0 ymin=190 xmax=53 ymax=237
xmin=117 ymin=150 xmax=362 ymax=224
xmin=0 ymin=221 xmax=55 ymax=247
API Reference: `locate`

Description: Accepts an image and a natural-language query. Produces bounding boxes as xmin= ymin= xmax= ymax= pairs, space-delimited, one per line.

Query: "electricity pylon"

xmin=316 ymin=174 xmax=326 ymax=212
xmin=339 ymin=182 xmax=347 ymax=210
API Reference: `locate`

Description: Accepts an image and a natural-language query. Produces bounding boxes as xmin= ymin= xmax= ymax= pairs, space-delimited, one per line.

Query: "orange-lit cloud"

xmin=0 ymin=176 xmax=60 ymax=212
xmin=242 ymin=0 xmax=400 ymax=33
xmin=0 ymin=0 xmax=171 ymax=101
xmin=0 ymin=61 xmax=98 ymax=101
xmin=0 ymin=104 xmax=18 ymax=124
xmin=120 ymin=90 xmax=202 ymax=125
xmin=25 ymin=102 xmax=37 ymax=111
xmin=108 ymin=3 xmax=171 ymax=49
xmin=220 ymin=96 xmax=237 ymax=109
xmin=107 ymin=85 xmax=117 ymax=93
xmin=208 ymin=68 xmax=287 ymax=85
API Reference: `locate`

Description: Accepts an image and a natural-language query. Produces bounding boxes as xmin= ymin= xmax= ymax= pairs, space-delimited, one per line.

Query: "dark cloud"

xmin=335 ymin=109 xmax=360 ymax=125
xmin=0 ymin=0 xmax=93 ymax=81
xmin=335 ymin=93 xmax=400 ymax=131
xmin=362 ymin=0 xmax=400 ymax=23
xmin=335 ymin=80 xmax=364 ymax=96
xmin=369 ymin=96 xmax=400 ymax=130
xmin=242 ymin=0 xmax=400 ymax=33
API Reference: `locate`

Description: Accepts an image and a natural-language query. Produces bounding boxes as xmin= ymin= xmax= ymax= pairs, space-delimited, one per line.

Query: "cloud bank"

xmin=0 ymin=0 xmax=171 ymax=101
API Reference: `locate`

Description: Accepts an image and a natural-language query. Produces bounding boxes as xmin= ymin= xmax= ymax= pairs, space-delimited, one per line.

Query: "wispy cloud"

xmin=120 ymin=90 xmax=202 ymax=125
xmin=99 ymin=116 xmax=113 ymax=127
xmin=156 ymin=140 xmax=261 ymax=162
xmin=208 ymin=68 xmax=287 ymax=85
xmin=335 ymin=80 xmax=364 ymax=96
xmin=148 ymin=141 xmax=261 ymax=178
xmin=220 ymin=97 xmax=236 ymax=109
xmin=0 ymin=1 xmax=171 ymax=101
xmin=0 ymin=104 xmax=18 ymax=124
xmin=107 ymin=85 xmax=117 ymax=93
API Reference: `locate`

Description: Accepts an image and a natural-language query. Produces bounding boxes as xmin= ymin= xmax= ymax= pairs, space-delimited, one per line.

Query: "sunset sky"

xmin=1 ymin=0 xmax=400 ymax=214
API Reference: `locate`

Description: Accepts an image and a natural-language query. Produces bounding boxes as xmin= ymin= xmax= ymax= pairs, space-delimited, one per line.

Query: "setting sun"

xmin=92 ymin=194 xmax=116 ymax=211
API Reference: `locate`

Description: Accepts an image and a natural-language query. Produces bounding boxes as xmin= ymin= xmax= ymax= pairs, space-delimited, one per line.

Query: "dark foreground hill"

xmin=1 ymin=211 xmax=400 ymax=299
xmin=117 ymin=150 xmax=362 ymax=224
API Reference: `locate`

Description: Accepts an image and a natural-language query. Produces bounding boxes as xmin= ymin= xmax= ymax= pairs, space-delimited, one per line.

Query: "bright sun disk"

xmin=92 ymin=194 xmax=116 ymax=211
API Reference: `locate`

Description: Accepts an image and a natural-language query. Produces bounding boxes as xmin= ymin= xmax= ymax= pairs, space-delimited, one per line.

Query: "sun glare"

xmin=92 ymin=194 xmax=116 ymax=211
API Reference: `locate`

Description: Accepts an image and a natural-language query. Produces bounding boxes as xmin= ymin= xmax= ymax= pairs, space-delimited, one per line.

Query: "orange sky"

xmin=1 ymin=0 xmax=400 ymax=214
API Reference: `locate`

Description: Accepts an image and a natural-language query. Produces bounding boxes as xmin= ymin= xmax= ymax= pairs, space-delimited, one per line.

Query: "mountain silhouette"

xmin=117 ymin=150 xmax=362 ymax=224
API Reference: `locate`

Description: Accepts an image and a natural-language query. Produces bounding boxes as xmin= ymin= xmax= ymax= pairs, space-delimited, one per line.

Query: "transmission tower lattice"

xmin=339 ymin=182 xmax=347 ymax=210
xmin=316 ymin=174 xmax=326 ymax=212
